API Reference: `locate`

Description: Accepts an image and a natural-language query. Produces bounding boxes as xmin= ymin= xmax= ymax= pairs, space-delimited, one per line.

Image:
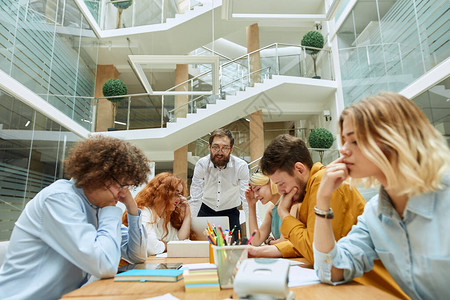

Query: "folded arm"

xmin=41 ymin=195 xmax=123 ymax=278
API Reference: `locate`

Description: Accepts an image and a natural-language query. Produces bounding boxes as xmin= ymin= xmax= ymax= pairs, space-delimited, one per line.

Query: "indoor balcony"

xmin=93 ymin=42 xmax=337 ymax=155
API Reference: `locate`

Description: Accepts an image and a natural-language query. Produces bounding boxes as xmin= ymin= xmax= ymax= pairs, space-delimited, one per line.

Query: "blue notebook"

xmin=114 ymin=269 xmax=184 ymax=282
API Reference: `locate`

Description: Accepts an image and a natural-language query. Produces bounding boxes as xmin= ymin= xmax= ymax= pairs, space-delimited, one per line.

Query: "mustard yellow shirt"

xmin=275 ymin=162 xmax=365 ymax=263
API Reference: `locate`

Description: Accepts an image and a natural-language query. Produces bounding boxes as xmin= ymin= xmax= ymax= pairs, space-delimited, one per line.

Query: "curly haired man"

xmin=0 ymin=136 xmax=151 ymax=300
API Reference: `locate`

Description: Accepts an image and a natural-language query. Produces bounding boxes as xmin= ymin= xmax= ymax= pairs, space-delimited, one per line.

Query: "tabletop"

xmin=61 ymin=257 xmax=399 ymax=300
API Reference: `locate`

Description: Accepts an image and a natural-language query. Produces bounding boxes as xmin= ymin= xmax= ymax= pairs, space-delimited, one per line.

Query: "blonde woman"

xmin=245 ymin=171 xmax=299 ymax=246
xmin=311 ymin=93 xmax=450 ymax=299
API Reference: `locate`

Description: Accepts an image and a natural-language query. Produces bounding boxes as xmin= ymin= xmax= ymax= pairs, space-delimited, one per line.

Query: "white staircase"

xmin=101 ymin=75 xmax=337 ymax=152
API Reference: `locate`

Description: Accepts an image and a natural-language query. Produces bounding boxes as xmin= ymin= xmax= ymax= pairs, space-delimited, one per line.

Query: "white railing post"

xmin=247 ymin=54 xmax=251 ymax=86
xmin=127 ymin=96 xmax=131 ymax=130
xmin=91 ymin=98 xmax=97 ymax=132
xmin=161 ymin=0 xmax=165 ymax=24
xmin=161 ymin=95 xmax=164 ymax=128
xmin=302 ymin=46 xmax=307 ymax=77
xmin=276 ymin=43 xmax=280 ymax=75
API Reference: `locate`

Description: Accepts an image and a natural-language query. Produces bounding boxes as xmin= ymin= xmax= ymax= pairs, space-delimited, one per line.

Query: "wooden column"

xmin=249 ymin=110 xmax=264 ymax=163
xmin=95 ymin=65 xmax=119 ymax=132
xmin=247 ymin=24 xmax=264 ymax=163
xmin=174 ymin=145 xmax=188 ymax=183
xmin=246 ymin=23 xmax=261 ymax=86
xmin=173 ymin=64 xmax=189 ymax=182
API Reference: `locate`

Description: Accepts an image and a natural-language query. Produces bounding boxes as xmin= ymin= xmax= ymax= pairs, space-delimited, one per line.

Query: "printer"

xmin=233 ymin=258 xmax=294 ymax=300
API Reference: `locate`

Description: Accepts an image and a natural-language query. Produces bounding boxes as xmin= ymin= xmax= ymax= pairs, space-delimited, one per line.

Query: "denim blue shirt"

xmin=0 ymin=179 xmax=147 ymax=300
xmin=314 ymin=174 xmax=450 ymax=300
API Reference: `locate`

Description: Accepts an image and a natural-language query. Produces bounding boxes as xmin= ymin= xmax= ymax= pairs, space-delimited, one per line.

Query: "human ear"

xmin=294 ymin=162 xmax=306 ymax=174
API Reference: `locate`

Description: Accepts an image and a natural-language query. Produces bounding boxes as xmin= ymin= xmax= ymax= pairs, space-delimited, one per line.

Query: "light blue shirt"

xmin=314 ymin=174 xmax=450 ymax=300
xmin=0 ymin=179 xmax=147 ymax=300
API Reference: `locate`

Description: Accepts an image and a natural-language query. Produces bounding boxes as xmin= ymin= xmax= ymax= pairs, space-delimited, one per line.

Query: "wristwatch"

xmin=314 ymin=206 xmax=334 ymax=219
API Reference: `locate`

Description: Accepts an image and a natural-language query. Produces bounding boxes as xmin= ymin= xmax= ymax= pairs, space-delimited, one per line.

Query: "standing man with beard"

xmin=189 ymin=129 xmax=249 ymax=241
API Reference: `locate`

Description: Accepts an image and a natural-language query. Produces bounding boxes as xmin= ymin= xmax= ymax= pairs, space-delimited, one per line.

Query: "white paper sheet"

xmin=139 ymin=293 xmax=179 ymax=300
xmin=288 ymin=266 xmax=320 ymax=287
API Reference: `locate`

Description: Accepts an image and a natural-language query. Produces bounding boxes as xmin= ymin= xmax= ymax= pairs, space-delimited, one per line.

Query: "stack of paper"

xmin=183 ymin=263 xmax=220 ymax=292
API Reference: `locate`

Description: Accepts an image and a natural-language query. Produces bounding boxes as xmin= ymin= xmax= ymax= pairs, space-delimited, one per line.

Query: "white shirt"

xmin=141 ymin=207 xmax=179 ymax=255
xmin=189 ymin=154 xmax=250 ymax=218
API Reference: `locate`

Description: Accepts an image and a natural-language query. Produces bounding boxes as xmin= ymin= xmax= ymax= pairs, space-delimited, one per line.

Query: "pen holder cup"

xmin=212 ymin=245 xmax=249 ymax=289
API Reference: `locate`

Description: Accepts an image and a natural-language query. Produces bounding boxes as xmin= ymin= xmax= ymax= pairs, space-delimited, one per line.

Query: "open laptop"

xmin=190 ymin=216 xmax=230 ymax=240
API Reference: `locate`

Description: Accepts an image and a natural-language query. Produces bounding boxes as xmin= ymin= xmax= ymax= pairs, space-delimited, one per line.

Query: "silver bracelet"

xmin=314 ymin=206 xmax=334 ymax=219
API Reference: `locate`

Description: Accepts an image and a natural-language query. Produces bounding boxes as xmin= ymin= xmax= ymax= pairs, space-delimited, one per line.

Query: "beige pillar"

xmin=246 ymin=23 xmax=261 ymax=86
xmin=173 ymin=64 xmax=189 ymax=181
xmin=249 ymin=110 xmax=264 ymax=163
xmin=95 ymin=65 xmax=119 ymax=132
xmin=174 ymin=145 xmax=188 ymax=183
xmin=247 ymin=24 xmax=264 ymax=163
xmin=174 ymin=64 xmax=189 ymax=119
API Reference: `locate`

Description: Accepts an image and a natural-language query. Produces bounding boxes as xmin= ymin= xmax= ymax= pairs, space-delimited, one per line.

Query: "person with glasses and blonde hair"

xmin=189 ymin=128 xmax=251 ymax=241
xmin=245 ymin=170 xmax=299 ymax=246
xmin=313 ymin=93 xmax=450 ymax=299
xmin=0 ymin=136 xmax=150 ymax=300
xmin=123 ymin=172 xmax=190 ymax=255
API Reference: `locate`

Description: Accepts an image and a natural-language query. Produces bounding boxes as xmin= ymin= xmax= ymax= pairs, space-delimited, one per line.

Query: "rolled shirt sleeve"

xmin=120 ymin=210 xmax=147 ymax=263
xmin=313 ymin=209 xmax=378 ymax=285
xmin=189 ymin=159 xmax=206 ymax=217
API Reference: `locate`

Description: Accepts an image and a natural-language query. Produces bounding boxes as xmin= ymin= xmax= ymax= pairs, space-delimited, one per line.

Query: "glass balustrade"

xmin=187 ymin=131 xmax=340 ymax=166
xmin=337 ymin=0 xmax=449 ymax=106
xmin=91 ymin=43 xmax=333 ymax=132
xmin=99 ymin=0 xmax=204 ymax=30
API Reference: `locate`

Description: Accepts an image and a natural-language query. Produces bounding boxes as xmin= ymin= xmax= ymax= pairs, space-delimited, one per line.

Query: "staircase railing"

xmin=161 ymin=42 xmax=333 ymax=124
xmin=96 ymin=0 xmax=211 ymax=30
xmin=79 ymin=42 xmax=333 ymax=132
xmin=167 ymin=66 xmax=271 ymax=121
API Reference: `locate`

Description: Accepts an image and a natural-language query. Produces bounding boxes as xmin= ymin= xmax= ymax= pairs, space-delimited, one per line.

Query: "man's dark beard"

xmin=210 ymin=153 xmax=230 ymax=167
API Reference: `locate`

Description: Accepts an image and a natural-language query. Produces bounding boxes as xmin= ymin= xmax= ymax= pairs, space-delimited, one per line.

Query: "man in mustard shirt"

xmin=250 ymin=134 xmax=409 ymax=299
xmin=249 ymin=134 xmax=365 ymax=262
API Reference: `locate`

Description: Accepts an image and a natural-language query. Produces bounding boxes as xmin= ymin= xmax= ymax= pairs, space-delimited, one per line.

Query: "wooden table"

xmin=62 ymin=257 xmax=399 ymax=299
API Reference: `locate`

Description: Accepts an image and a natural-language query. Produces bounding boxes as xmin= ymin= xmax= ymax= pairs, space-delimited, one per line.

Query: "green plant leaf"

xmin=309 ymin=128 xmax=334 ymax=149
xmin=102 ymin=79 xmax=128 ymax=103
xmin=301 ymin=31 xmax=324 ymax=55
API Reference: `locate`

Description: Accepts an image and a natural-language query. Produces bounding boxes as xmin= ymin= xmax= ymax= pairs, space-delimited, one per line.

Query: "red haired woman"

xmin=123 ymin=172 xmax=190 ymax=255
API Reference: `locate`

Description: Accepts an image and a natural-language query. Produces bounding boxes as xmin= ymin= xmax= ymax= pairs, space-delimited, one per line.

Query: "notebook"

xmin=118 ymin=262 xmax=183 ymax=273
xmin=114 ymin=269 xmax=184 ymax=282
xmin=190 ymin=216 xmax=230 ymax=240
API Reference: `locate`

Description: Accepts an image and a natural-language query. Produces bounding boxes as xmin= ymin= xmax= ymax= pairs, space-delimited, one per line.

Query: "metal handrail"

xmin=200 ymin=46 xmax=234 ymax=62
xmin=339 ymin=42 xmax=401 ymax=51
xmin=164 ymin=43 xmax=328 ymax=95
xmin=167 ymin=66 xmax=270 ymax=116
xmin=221 ymin=66 xmax=271 ymax=90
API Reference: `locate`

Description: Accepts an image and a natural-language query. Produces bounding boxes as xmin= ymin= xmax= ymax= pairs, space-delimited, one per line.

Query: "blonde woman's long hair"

xmin=250 ymin=170 xmax=278 ymax=195
xmin=339 ymin=92 xmax=450 ymax=196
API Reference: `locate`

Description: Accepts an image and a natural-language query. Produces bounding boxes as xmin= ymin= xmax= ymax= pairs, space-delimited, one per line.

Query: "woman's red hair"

xmin=122 ymin=172 xmax=187 ymax=239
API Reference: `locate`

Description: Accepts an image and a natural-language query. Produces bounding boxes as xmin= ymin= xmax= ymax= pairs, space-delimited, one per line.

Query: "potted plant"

xmin=102 ymin=78 xmax=128 ymax=130
xmin=308 ymin=128 xmax=334 ymax=162
xmin=112 ymin=0 xmax=133 ymax=29
xmin=301 ymin=30 xmax=324 ymax=79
